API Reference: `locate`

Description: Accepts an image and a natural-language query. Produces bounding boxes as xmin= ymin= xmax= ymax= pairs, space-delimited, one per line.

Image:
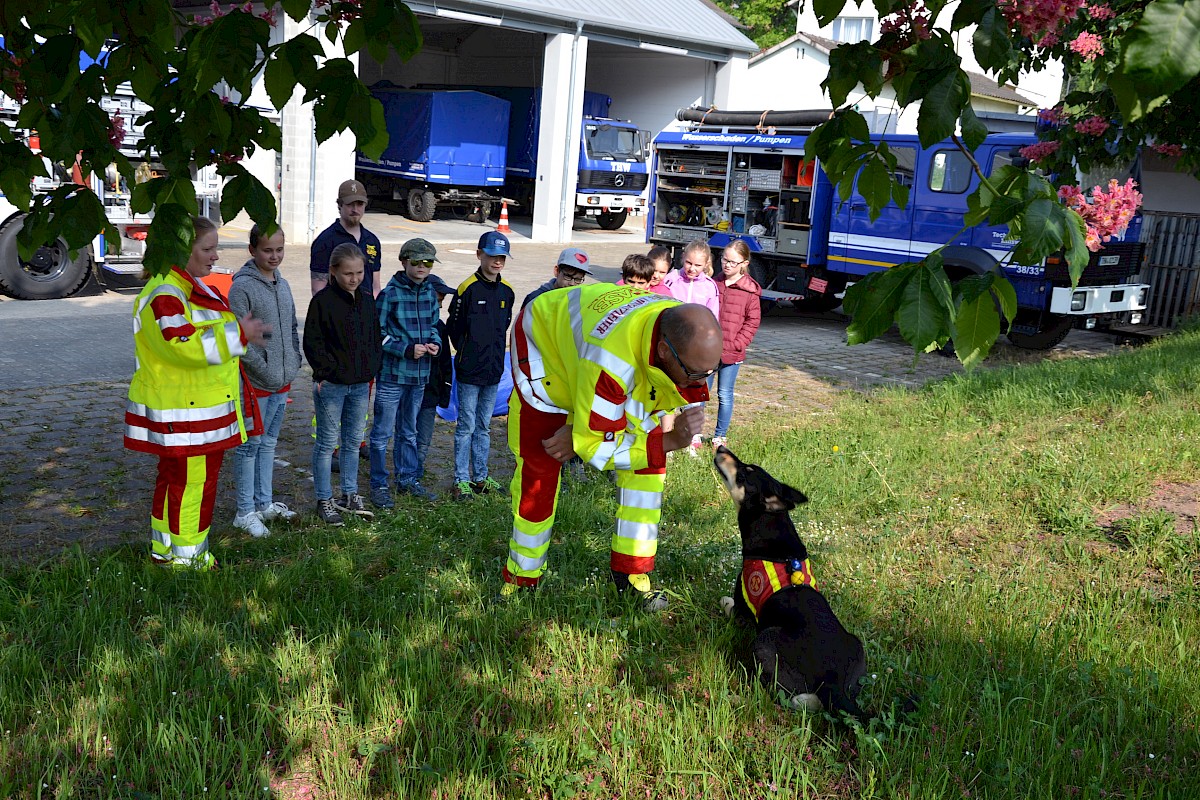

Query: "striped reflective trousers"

xmin=150 ymin=452 xmax=223 ymax=569
xmin=504 ymin=392 xmax=666 ymax=586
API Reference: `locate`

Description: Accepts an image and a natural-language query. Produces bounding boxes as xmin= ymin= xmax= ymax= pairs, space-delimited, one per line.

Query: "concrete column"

xmin=532 ymin=30 xmax=589 ymax=243
xmin=278 ymin=14 xmax=358 ymax=246
xmin=713 ymin=56 xmax=749 ymax=110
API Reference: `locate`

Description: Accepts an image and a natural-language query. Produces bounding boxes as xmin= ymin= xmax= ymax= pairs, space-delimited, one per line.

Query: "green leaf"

xmin=953 ymin=289 xmax=1001 ymax=370
xmin=813 ymin=0 xmax=850 ymax=26
xmin=892 ymin=180 xmax=911 ymax=210
xmin=219 ymin=166 xmax=278 ymax=229
xmin=959 ymin=103 xmax=988 ymax=152
xmin=972 ymin=7 xmax=1013 ymax=73
xmin=264 ymin=54 xmax=297 ymax=110
xmin=824 ymin=42 xmax=885 ymax=107
xmin=916 ymin=68 xmax=968 ymax=147
xmin=924 ymin=251 xmax=955 ymax=321
xmin=1120 ymin=0 xmax=1200 ymax=104
xmin=1011 ymin=198 xmax=1067 ymax=264
xmin=280 ymin=0 xmax=312 ymax=21
xmin=992 ymin=274 xmax=1018 ymax=324
xmin=1062 ymin=208 xmax=1091 ymax=287
xmin=951 ymin=0 xmax=993 ymax=30
xmin=0 ymin=144 xmax=47 ymax=211
xmin=898 ymin=260 xmax=953 ymax=351
xmin=344 ymin=19 xmax=368 ymax=56
xmin=858 ymin=156 xmax=893 ymax=221
xmin=188 ymin=11 xmax=270 ymax=96
xmin=142 ymin=204 xmax=195 ymax=279
xmin=844 ymin=265 xmax=915 ymax=345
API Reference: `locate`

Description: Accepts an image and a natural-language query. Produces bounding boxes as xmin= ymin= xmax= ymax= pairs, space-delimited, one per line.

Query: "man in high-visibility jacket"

xmin=504 ymin=283 xmax=722 ymax=609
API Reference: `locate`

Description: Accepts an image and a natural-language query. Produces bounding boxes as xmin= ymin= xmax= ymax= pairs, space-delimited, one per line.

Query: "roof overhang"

xmin=405 ymin=1 xmax=759 ymax=61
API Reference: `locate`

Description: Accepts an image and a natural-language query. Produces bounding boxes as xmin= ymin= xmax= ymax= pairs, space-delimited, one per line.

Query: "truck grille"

xmin=1044 ymin=241 xmax=1145 ymax=284
xmin=578 ymin=170 xmax=648 ymax=192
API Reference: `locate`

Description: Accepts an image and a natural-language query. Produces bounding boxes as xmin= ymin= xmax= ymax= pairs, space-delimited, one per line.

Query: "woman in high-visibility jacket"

xmin=124 ymin=216 xmax=269 ymax=569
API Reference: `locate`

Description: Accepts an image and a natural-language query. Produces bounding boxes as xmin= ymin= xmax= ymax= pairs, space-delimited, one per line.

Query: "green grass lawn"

xmin=3 ymin=333 xmax=1200 ymax=799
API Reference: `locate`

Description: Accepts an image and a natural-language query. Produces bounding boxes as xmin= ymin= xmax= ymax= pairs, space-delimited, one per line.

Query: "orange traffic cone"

xmin=497 ymin=199 xmax=512 ymax=234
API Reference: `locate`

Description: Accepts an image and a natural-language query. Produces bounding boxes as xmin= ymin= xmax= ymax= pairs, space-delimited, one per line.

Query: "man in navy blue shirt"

xmin=310 ymin=179 xmax=383 ymax=297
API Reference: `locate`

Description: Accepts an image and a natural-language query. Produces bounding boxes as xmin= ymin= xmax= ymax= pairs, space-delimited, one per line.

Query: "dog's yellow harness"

xmin=740 ymin=558 xmax=817 ymax=620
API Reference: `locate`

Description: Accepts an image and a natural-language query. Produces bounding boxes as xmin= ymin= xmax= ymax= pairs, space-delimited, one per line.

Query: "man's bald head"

xmin=658 ymin=304 xmax=723 ymax=385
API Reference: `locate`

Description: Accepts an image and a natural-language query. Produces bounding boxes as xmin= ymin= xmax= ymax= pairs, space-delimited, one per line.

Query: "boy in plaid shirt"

xmin=367 ymin=238 xmax=443 ymax=506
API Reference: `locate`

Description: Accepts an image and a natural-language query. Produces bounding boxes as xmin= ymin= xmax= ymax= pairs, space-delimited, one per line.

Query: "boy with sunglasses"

xmin=367 ymin=238 xmax=443 ymax=507
xmin=521 ymin=247 xmax=593 ymax=310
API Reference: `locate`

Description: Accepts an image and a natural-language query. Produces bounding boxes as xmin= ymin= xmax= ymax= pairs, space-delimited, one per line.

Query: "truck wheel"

xmin=0 ymin=215 xmax=92 ymax=300
xmin=1006 ymin=312 xmax=1074 ymax=350
xmin=596 ymin=210 xmax=628 ymax=230
xmin=407 ymin=188 xmax=436 ymax=222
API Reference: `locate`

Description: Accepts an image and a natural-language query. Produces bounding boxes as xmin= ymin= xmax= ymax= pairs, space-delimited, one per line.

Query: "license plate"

xmin=1099 ymin=255 xmax=1121 ymax=266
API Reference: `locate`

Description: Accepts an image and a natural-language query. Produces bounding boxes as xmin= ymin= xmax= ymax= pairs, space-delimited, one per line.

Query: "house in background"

xmin=736 ymin=2 xmax=1053 ymax=131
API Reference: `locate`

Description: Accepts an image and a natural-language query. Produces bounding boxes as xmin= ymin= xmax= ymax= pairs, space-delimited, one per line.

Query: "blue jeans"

xmin=454 ymin=382 xmax=499 ymax=483
xmin=369 ymin=380 xmax=425 ymax=490
xmin=416 ymin=403 xmax=437 ymax=477
xmin=707 ymin=362 xmax=741 ymax=438
xmin=234 ymin=389 xmax=289 ymax=515
xmin=312 ymin=381 xmax=371 ymax=500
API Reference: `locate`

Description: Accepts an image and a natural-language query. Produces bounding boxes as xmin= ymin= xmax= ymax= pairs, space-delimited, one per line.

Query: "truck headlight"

xmin=1070 ymin=291 xmax=1086 ymax=312
xmin=1137 ymin=287 xmax=1148 ymax=305
xmin=586 ymin=196 xmax=600 ymax=205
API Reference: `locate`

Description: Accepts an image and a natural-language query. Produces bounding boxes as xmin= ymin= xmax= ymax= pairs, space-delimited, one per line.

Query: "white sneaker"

xmin=259 ymin=501 xmax=297 ymax=521
xmin=233 ymin=511 xmax=271 ymax=538
xmin=688 ymin=434 xmax=703 ymax=458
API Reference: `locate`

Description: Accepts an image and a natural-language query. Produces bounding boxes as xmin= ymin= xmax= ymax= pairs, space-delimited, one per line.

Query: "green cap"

xmin=400 ymin=238 xmax=440 ymax=263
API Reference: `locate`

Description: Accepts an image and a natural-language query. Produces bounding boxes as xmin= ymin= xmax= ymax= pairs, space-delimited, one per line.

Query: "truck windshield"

xmin=584 ymin=124 xmax=643 ymax=162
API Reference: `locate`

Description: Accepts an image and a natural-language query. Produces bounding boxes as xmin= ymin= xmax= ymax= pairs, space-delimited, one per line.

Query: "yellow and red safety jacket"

xmin=511 ymin=284 xmax=708 ymax=471
xmin=740 ymin=558 xmax=817 ymax=620
xmin=125 ymin=267 xmax=249 ymax=457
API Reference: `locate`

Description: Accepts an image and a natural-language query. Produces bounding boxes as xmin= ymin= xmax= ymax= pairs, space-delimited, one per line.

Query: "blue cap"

xmin=477 ymin=230 xmax=512 ymax=257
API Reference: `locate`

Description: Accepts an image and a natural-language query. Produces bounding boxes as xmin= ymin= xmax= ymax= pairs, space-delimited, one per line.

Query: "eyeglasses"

xmin=661 ymin=332 xmax=717 ymax=382
xmin=722 ymin=258 xmax=748 ymax=267
xmin=558 ymin=270 xmax=587 ymax=285
xmin=407 ymin=260 xmax=434 ymax=268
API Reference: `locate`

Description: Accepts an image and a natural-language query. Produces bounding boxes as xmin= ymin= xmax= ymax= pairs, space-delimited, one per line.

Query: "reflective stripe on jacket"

xmin=125 ymin=268 xmax=248 ymax=457
xmin=510 ymin=284 xmax=708 ymax=473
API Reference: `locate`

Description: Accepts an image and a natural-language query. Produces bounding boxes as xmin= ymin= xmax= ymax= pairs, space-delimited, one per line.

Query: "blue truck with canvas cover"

xmin=648 ymin=109 xmax=1149 ymax=349
xmin=415 ymin=85 xmax=649 ymax=229
xmin=354 ymin=88 xmax=509 ymax=223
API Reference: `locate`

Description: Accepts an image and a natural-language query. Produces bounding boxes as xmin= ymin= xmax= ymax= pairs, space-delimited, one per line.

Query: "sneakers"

xmin=233 ymin=510 xmax=271 ymax=538
xmin=398 ymin=482 xmax=439 ymax=502
xmin=316 ymin=498 xmax=344 ymax=527
xmin=612 ymin=570 xmax=670 ymax=612
xmin=335 ymin=493 xmax=375 ymax=519
xmin=688 ymin=434 xmax=704 ymax=458
xmin=370 ymin=486 xmax=395 ymax=510
xmin=452 ymin=481 xmax=476 ymax=501
xmin=471 ymin=477 xmax=505 ymax=495
xmin=260 ymin=502 xmax=297 ymax=521
xmin=710 ymin=436 xmax=727 ymax=450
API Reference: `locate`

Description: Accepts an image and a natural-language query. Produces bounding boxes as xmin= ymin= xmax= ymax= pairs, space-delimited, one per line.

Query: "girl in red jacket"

xmin=709 ymin=239 xmax=762 ymax=448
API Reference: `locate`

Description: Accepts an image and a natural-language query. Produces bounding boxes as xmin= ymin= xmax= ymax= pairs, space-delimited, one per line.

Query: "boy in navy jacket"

xmin=447 ymin=231 xmax=515 ymax=500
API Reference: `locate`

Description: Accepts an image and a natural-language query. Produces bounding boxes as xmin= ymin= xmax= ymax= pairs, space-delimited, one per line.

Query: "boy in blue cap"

xmin=447 ymin=231 xmax=516 ymax=500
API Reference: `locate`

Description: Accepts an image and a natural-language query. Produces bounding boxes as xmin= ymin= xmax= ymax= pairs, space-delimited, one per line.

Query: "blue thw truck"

xmin=648 ymin=109 xmax=1149 ymax=349
xmin=354 ymin=88 xmax=509 ymax=223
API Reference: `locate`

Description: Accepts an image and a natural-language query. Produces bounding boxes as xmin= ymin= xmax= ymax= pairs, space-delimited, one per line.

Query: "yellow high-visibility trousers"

xmin=150 ymin=452 xmax=223 ymax=569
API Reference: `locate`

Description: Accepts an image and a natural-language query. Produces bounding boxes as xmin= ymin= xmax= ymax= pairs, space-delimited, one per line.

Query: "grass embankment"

xmin=3 ymin=333 xmax=1200 ymax=799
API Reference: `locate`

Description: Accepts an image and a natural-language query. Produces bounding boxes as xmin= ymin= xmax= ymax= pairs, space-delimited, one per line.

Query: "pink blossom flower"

xmin=1151 ymin=143 xmax=1184 ymax=158
xmin=998 ymin=0 xmax=1086 ymax=45
xmin=1037 ymin=106 xmax=1065 ymax=126
xmin=1059 ymin=178 xmax=1143 ymax=251
xmin=1070 ymin=32 xmax=1105 ymax=61
xmin=1073 ymin=116 xmax=1110 ymax=136
xmin=109 ymin=112 xmax=126 ymax=148
xmin=1088 ymin=4 xmax=1116 ymax=19
xmin=1019 ymin=140 xmax=1061 ymax=161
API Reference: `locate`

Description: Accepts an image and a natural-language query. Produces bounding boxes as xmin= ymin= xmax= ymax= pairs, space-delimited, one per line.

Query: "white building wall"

xmin=532 ymin=31 xmax=588 ymax=242
xmin=585 ymin=49 xmax=712 ymax=143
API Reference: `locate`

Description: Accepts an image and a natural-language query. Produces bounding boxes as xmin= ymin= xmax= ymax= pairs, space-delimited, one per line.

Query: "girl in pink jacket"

xmin=663 ymin=239 xmax=720 ymax=320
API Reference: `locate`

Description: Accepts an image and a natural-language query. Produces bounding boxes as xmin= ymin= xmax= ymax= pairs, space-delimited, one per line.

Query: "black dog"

xmin=713 ymin=446 xmax=868 ymax=721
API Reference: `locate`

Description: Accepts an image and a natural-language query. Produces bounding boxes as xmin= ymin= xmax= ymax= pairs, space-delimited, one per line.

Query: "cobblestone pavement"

xmin=0 ymin=238 xmax=1127 ymax=564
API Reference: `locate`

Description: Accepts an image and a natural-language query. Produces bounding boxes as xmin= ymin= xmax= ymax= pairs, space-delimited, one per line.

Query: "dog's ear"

xmin=763 ymin=482 xmax=808 ymax=513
